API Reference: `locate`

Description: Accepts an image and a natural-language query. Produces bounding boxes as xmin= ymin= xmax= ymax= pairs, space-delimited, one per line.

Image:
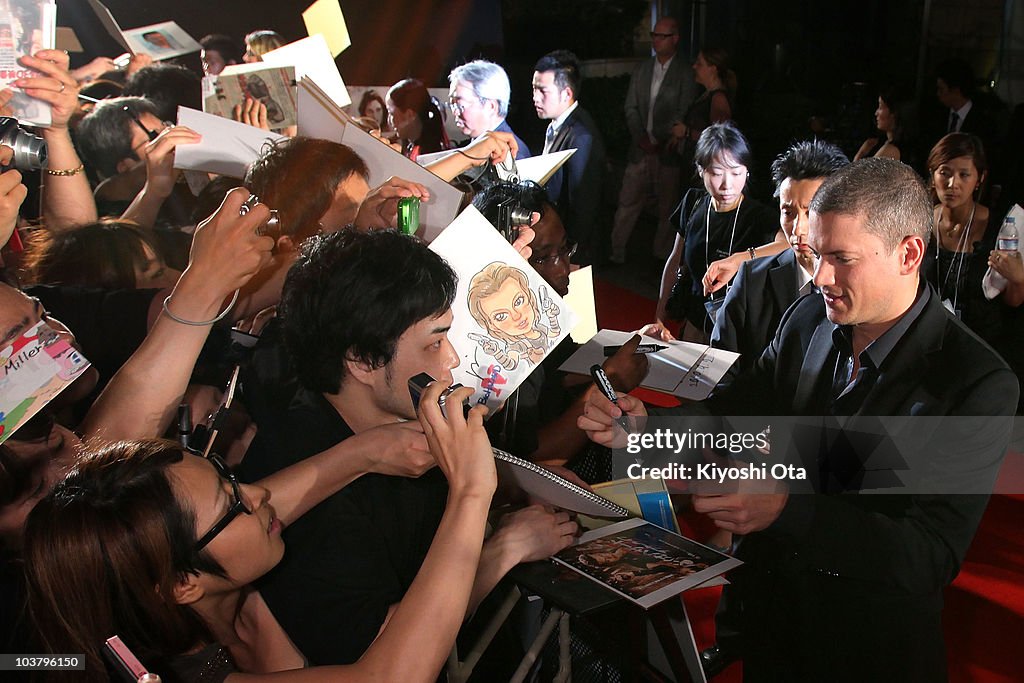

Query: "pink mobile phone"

xmin=104 ymin=635 xmax=149 ymax=682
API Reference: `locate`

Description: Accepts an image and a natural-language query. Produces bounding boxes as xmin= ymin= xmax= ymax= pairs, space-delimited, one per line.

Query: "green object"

xmin=397 ymin=196 xmax=420 ymax=235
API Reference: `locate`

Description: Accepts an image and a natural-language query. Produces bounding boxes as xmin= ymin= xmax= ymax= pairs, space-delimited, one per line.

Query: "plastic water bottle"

xmin=997 ymin=216 xmax=1018 ymax=251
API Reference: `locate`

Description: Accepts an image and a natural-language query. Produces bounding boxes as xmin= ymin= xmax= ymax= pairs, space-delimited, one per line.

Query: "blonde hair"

xmin=467 ymin=263 xmax=539 ymax=341
xmin=244 ymin=30 xmax=285 ymax=60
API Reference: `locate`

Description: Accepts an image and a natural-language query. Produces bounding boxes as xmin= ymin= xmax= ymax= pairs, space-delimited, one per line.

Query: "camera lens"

xmin=0 ymin=117 xmax=47 ymax=171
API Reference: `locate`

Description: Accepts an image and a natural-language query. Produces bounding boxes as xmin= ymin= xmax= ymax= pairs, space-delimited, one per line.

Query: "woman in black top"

xmin=647 ymin=122 xmax=778 ymax=343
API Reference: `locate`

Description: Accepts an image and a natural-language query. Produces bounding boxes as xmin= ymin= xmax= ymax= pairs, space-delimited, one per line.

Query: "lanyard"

xmin=934 ymin=202 xmax=976 ymax=313
xmin=704 ymin=194 xmax=743 ymax=289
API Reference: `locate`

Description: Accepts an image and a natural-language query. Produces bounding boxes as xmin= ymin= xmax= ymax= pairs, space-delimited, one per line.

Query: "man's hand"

xmin=141 ymin=126 xmax=202 ymax=198
xmin=353 ymin=421 xmax=435 ymax=479
xmin=354 ymin=176 xmax=430 ymax=230
xmin=462 ymin=130 xmax=518 ymax=166
xmin=417 ymin=381 xmax=496 ymax=498
xmin=691 ymin=492 xmax=788 ymax=535
xmin=577 ymin=384 xmax=648 ymax=448
xmin=182 ymin=187 xmax=275 ymax=299
xmin=125 ymin=53 xmax=153 ymax=76
xmin=493 ymin=505 xmax=578 ymax=563
xmin=602 ymin=333 xmax=649 ymax=393
xmin=703 ymin=252 xmax=744 ymax=295
xmin=15 ymin=50 xmax=80 ymax=130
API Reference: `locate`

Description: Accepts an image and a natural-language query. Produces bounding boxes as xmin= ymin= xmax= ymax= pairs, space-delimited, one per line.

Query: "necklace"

xmin=939 ymin=202 xmax=976 ymax=242
xmin=934 ymin=201 xmax=976 ymax=314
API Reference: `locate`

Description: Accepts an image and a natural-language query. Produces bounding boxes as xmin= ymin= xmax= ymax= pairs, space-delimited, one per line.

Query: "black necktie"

xmin=948 ymin=111 xmax=960 ymax=133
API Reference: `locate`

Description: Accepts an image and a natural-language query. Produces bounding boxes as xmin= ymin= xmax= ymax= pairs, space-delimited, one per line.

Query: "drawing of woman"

xmin=467 ymin=263 xmax=561 ymax=371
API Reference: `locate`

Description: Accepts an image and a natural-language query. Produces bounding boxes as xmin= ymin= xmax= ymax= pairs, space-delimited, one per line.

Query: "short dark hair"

xmin=280 ymin=229 xmax=457 ymax=394
xmin=200 ymin=34 xmax=242 ymax=63
xmin=927 ymin=132 xmax=987 ymax=178
xmin=245 ymin=137 xmax=369 ymax=241
xmin=534 ymin=50 xmax=582 ymax=98
xmin=694 ymin=121 xmax=753 ymax=171
xmin=936 ymin=59 xmax=975 ymax=98
xmin=74 ymin=96 xmax=160 ymax=180
xmin=770 ymin=140 xmax=850 ymax=196
xmin=123 ymin=63 xmax=201 ymax=123
xmin=810 ymin=157 xmax=932 ymax=250
xmin=472 ymin=179 xmax=549 ymax=228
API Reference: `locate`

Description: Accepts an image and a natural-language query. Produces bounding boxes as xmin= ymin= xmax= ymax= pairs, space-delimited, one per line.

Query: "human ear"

xmin=172 ymin=572 xmax=205 ymax=606
xmin=344 ymin=355 xmax=380 ymax=388
xmin=900 ymin=235 xmax=926 ymax=274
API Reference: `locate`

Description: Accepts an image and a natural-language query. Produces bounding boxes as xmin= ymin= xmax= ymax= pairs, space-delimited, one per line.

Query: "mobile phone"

xmin=397 ymin=196 xmax=420 ymax=235
xmin=408 ymin=372 xmax=470 ymax=418
xmin=104 ymin=635 xmax=149 ymax=682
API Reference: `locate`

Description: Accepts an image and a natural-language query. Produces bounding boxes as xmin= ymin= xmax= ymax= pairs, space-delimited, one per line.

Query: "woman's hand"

xmin=15 ymin=50 xmax=79 ymax=130
xmin=417 ymin=380 xmax=496 ymax=499
xmin=989 ymin=249 xmax=1024 ymax=284
xmin=636 ymin=320 xmax=676 ymax=342
xmin=0 ymin=146 xmax=27 ymax=248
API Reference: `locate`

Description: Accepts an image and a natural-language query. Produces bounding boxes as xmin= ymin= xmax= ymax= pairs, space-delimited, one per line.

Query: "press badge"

xmin=941 ymin=298 xmax=962 ymax=320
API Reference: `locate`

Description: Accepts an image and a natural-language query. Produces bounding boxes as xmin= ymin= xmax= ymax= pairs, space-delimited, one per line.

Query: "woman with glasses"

xmin=24 ymin=379 xmax=496 ymax=683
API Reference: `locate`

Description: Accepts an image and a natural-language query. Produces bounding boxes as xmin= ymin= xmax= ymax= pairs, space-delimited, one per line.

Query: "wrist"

xmin=171 ymin=270 xmax=234 ymax=317
xmin=484 ymin=525 xmax=525 ymax=574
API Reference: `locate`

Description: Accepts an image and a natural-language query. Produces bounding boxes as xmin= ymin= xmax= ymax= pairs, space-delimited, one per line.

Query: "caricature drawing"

xmin=467 ymin=263 xmax=560 ymax=371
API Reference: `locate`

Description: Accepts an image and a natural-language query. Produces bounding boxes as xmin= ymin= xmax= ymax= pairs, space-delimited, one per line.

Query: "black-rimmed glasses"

xmin=193 ymin=454 xmax=252 ymax=551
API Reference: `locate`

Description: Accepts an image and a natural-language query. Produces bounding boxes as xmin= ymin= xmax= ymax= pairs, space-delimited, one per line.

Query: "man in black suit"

xmin=610 ymin=16 xmax=697 ymax=262
xmin=580 ymin=158 xmax=1019 ymax=681
xmin=533 ymin=50 xmax=607 ymax=265
xmin=712 ymin=140 xmax=849 ymax=379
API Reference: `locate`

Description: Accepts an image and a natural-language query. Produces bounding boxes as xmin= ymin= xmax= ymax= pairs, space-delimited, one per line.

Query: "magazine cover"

xmin=0 ymin=0 xmax=56 ymax=126
xmin=122 ymin=21 xmax=200 ymax=61
xmin=553 ymin=518 xmax=741 ymax=609
xmin=0 ymin=320 xmax=91 ymax=443
xmin=429 ymin=206 xmax=577 ymax=413
xmin=203 ymin=64 xmax=297 ymax=131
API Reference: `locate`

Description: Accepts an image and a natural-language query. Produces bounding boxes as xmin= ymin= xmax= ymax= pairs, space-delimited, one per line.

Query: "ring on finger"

xmin=58 ymin=82 xmax=65 ymax=93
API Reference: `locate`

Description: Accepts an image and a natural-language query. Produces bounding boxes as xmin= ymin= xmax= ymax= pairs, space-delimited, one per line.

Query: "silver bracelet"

xmin=162 ymin=289 xmax=239 ymax=326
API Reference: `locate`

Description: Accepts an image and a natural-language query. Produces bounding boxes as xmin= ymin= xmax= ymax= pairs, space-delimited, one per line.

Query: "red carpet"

xmin=593 ymin=274 xmax=1024 ymax=682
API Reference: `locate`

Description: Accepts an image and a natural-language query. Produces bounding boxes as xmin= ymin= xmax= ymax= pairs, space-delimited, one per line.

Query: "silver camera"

xmin=0 ymin=117 xmax=47 ymax=171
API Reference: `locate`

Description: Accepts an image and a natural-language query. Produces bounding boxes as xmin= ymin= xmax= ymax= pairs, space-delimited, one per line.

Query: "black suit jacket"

xmin=711 ymin=249 xmax=806 ymax=380
xmin=698 ymin=288 xmax=1019 ymax=680
xmin=544 ymin=105 xmax=606 ymax=254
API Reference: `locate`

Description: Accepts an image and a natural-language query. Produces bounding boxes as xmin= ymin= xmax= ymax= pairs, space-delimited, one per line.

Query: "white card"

xmin=122 ymin=21 xmax=201 ymax=61
xmin=429 ymin=206 xmax=578 ymax=412
xmin=173 ymin=107 xmax=284 ymax=178
xmin=263 ymin=34 xmax=350 ymax=108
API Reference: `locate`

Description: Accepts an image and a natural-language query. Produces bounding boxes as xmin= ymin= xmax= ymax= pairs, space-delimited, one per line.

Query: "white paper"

xmin=263 ymin=34 xmax=350 ymax=108
xmin=122 ymin=21 xmax=200 ymax=61
xmin=982 ymin=204 xmax=1024 ymax=299
xmin=296 ymin=79 xmax=465 ymax=240
xmin=86 ymin=0 xmax=131 ymax=52
xmin=501 ymin=149 xmax=575 ymax=186
xmin=559 ymin=329 xmax=739 ymax=401
xmin=565 ymin=266 xmax=597 ymax=344
xmin=173 ymin=107 xmax=284 ymax=179
xmin=429 ymin=206 xmax=578 ymax=412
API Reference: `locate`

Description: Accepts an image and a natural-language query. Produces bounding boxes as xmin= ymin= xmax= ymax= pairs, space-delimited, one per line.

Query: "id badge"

xmin=941 ymin=298 xmax=962 ymax=320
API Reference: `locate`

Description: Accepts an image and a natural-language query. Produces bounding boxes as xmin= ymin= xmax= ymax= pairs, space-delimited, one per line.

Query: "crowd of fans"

xmin=0 ymin=14 xmax=1021 ymax=683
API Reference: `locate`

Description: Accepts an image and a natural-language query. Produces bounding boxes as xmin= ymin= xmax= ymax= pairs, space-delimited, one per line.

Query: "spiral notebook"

xmin=492 ymin=448 xmax=629 ymax=518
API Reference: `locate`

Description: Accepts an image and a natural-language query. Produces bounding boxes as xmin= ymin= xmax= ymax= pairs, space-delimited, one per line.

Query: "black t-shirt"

xmin=239 ymin=388 xmax=448 ymax=665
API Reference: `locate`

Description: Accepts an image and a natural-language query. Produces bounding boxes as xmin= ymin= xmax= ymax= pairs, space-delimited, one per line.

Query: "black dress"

xmin=673 ymin=191 xmax=778 ymax=332
xmin=922 ymin=219 xmax=1004 ymax=347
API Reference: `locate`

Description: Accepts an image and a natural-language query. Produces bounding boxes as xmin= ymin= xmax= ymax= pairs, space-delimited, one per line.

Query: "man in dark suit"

xmin=712 ymin=140 xmax=849 ymax=380
xmin=610 ymin=16 xmax=697 ymax=263
xmin=448 ymin=60 xmax=531 ymax=160
xmin=581 ymin=158 xmax=1019 ymax=681
xmin=532 ymin=50 xmax=607 ymax=265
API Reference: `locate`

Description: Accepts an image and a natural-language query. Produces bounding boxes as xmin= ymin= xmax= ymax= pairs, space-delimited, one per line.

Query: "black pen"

xmin=177 ymin=403 xmax=192 ymax=450
xmin=590 ymin=364 xmax=632 ymax=433
xmin=603 ymin=343 xmax=668 ymax=356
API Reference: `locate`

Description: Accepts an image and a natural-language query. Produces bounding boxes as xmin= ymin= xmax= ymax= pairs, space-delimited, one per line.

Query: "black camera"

xmin=0 ymin=117 xmax=47 ymax=171
xmin=408 ymin=372 xmax=471 ymax=418
xmin=496 ymin=191 xmax=533 ymax=243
